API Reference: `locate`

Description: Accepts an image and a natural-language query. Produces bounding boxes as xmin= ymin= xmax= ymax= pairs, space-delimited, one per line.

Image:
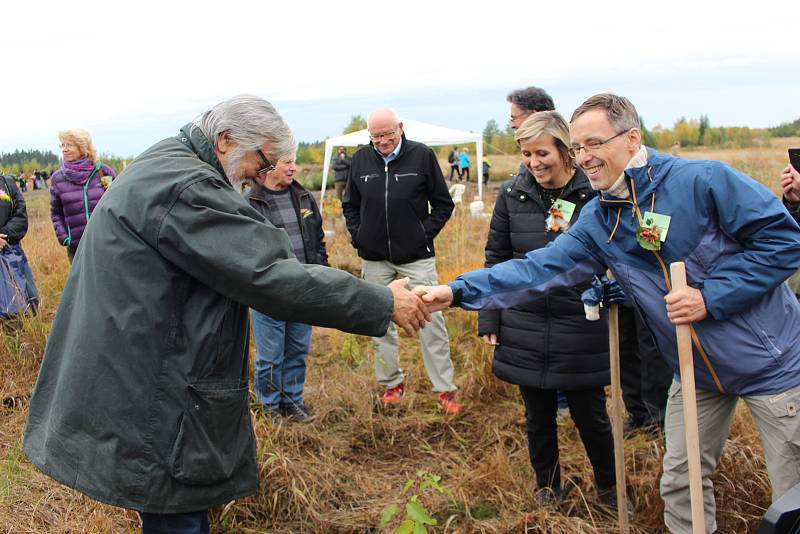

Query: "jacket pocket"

xmin=359 ymin=173 xmax=380 ymax=183
xmin=169 ymin=381 xmax=250 ymax=485
xmin=739 ymin=312 xmax=783 ymax=362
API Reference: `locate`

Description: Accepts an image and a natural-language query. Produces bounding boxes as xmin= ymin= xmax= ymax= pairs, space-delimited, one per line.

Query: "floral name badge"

xmin=553 ymin=199 xmax=576 ymax=222
xmin=546 ymin=199 xmax=577 ymax=233
xmin=636 ymin=211 xmax=671 ymax=251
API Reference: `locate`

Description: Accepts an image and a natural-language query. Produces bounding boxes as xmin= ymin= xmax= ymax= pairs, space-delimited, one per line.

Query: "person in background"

xmin=505 ymin=86 xmax=570 ymax=419
xmin=781 ymin=159 xmax=800 ymax=224
xmin=0 ymin=171 xmax=38 ymax=315
xmin=246 ymin=147 xmax=326 ymax=424
xmin=49 ymin=129 xmax=116 ymax=263
xmin=459 ymin=147 xmax=470 ymax=182
xmin=448 ymin=146 xmax=462 ymax=181
xmin=343 ymin=107 xmax=461 ymax=414
xmin=481 ymin=156 xmax=491 ymax=186
xmin=478 ymin=111 xmax=618 ymax=507
xmin=17 ymin=173 xmax=27 ymax=193
xmin=332 ymin=147 xmax=351 ymax=202
xmin=780 ymin=159 xmax=800 ymax=298
xmin=617 ymin=305 xmax=672 ymax=437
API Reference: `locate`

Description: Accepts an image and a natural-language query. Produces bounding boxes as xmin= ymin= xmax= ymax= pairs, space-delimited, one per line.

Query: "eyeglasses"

xmin=509 ymin=111 xmax=532 ymax=124
xmin=368 ymin=127 xmax=399 ymax=141
xmin=256 ymin=149 xmax=275 ymax=175
xmin=569 ymin=129 xmax=630 ymax=159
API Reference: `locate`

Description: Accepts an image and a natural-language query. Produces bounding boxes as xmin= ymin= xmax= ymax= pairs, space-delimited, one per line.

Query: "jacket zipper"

xmin=295 ymin=191 xmax=308 ymax=260
xmin=384 ymin=163 xmax=393 ymax=263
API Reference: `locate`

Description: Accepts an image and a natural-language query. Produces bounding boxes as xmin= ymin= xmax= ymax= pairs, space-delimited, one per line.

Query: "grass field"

xmin=1 ymin=139 xmax=798 ymax=533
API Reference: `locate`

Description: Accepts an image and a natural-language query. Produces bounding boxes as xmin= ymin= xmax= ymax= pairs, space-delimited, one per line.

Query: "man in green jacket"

xmin=23 ymin=95 xmax=429 ymax=533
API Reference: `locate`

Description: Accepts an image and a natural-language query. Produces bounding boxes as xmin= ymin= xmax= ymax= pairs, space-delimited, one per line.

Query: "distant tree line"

xmin=1 ymin=149 xmax=128 ymax=176
xmin=768 ymin=118 xmax=800 ymax=138
xmin=480 ymin=115 xmax=788 ymax=155
xmin=5 ymin=114 xmax=798 ymax=175
xmin=0 ymin=149 xmax=60 ymax=176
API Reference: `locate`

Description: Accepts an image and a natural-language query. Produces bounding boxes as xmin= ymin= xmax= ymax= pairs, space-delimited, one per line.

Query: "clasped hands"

xmin=388 ymin=279 xmax=454 ymax=336
xmin=391 ymin=276 xmax=705 ymax=336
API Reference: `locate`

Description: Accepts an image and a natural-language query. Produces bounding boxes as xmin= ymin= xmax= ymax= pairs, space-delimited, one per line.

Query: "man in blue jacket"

xmin=418 ymin=93 xmax=800 ymax=533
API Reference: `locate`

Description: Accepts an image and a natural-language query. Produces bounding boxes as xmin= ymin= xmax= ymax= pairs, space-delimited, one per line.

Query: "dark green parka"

xmin=23 ymin=124 xmax=393 ymax=513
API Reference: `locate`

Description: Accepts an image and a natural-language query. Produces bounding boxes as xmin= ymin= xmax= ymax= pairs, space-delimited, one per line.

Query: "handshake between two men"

xmin=388 ymin=278 xmax=454 ymax=336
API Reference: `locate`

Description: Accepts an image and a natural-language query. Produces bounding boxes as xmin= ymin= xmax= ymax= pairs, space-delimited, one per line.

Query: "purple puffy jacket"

xmin=50 ymin=163 xmax=116 ymax=251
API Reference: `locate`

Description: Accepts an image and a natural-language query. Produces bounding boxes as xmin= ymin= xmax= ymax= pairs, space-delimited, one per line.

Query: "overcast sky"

xmin=2 ymin=0 xmax=799 ymax=158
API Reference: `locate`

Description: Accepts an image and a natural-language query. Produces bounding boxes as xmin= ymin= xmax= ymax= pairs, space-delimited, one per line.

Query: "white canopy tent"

xmin=320 ymin=119 xmax=484 ymax=201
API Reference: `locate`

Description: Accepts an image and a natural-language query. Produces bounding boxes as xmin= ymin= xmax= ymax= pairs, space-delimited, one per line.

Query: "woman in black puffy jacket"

xmin=478 ymin=111 xmax=617 ymax=506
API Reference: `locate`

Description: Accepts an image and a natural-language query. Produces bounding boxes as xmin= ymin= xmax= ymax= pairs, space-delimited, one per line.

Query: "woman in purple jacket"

xmin=50 ymin=129 xmax=116 ymax=262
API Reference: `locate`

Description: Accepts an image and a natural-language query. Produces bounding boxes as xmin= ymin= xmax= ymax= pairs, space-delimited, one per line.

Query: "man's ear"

xmin=628 ymin=128 xmax=642 ymax=150
xmin=217 ymin=131 xmax=232 ymax=154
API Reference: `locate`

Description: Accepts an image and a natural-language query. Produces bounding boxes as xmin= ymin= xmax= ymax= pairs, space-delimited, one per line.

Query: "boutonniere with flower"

xmin=546 ymin=206 xmax=567 ymax=233
xmin=636 ymin=217 xmax=662 ymax=251
xmin=0 ymin=190 xmax=10 ymax=202
xmin=300 ymin=208 xmax=313 ymax=219
xmin=545 ymin=199 xmax=576 ymax=233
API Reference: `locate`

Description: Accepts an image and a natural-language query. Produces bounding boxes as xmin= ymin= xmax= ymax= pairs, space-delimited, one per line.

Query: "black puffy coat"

xmin=477 ymin=166 xmax=610 ymax=390
xmin=0 ymin=175 xmax=27 ymax=244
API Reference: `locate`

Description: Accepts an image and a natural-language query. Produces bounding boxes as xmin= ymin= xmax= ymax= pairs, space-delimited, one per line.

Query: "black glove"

xmin=581 ymin=275 xmax=628 ymax=307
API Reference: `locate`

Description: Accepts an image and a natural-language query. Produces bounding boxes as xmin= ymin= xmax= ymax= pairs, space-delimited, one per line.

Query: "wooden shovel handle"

xmin=608 ymin=302 xmax=630 ymax=533
xmin=670 ymin=262 xmax=705 ymax=534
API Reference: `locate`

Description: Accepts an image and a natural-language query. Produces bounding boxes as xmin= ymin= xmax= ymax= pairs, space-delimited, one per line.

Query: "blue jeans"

xmin=140 ymin=510 xmax=209 ymax=533
xmin=251 ymin=310 xmax=312 ymax=410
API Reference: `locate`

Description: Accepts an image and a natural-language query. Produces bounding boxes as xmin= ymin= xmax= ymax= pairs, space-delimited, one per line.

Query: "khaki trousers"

xmin=362 ymin=257 xmax=456 ymax=392
xmin=660 ymin=380 xmax=800 ymax=533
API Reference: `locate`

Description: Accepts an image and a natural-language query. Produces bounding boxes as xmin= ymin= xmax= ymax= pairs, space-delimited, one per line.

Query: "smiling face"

xmin=569 ymin=108 xmax=641 ymax=191
xmin=367 ymin=108 xmax=403 ymax=157
xmin=520 ymin=134 xmax=571 ymax=189
xmin=261 ymin=156 xmax=297 ymax=190
xmin=60 ymin=139 xmax=83 ymax=162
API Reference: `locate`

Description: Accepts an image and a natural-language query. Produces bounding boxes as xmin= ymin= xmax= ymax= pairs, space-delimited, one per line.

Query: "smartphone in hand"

xmin=790 ymin=148 xmax=800 ymax=171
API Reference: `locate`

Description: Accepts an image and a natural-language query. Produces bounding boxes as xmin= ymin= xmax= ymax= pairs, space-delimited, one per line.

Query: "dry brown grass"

xmin=0 ymin=141 xmax=794 ymax=533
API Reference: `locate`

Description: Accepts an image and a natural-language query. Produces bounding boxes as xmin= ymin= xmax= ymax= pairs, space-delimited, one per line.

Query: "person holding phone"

xmin=781 ymin=149 xmax=800 ymax=223
xmin=780 ymin=150 xmax=800 ymax=299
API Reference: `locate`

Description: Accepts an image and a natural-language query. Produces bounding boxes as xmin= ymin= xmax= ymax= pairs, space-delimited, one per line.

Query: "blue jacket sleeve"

xmin=701 ymin=162 xmax=800 ymax=319
xmin=448 ymin=227 xmax=605 ymax=310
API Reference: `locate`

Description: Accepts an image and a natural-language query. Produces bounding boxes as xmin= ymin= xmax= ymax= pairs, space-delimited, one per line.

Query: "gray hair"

xmin=570 ymin=93 xmax=640 ymax=133
xmin=195 ymin=94 xmax=297 ymax=160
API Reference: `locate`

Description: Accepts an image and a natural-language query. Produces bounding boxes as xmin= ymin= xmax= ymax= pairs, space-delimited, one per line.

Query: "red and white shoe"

xmin=381 ymin=384 xmax=405 ymax=406
xmin=438 ymin=391 xmax=463 ymax=415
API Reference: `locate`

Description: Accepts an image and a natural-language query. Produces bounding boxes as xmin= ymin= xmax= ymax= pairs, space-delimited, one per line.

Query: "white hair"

xmin=195 ymin=94 xmax=297 ymax=161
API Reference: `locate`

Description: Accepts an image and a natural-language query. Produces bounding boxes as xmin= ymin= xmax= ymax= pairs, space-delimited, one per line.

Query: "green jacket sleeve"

xmin=156 ymin=177 xmax=392 ymax=336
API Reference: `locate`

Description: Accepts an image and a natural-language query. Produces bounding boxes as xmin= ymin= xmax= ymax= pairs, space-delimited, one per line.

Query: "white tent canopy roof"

xmin=321 ymin=118 xmax=484 ymax=200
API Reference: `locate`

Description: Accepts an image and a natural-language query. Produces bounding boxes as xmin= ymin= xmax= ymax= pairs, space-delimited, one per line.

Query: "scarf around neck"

xmin=602 ymin=145 xmax=648 ymax=199
xmin=61 ymin=157 xmax=97 ymax=184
